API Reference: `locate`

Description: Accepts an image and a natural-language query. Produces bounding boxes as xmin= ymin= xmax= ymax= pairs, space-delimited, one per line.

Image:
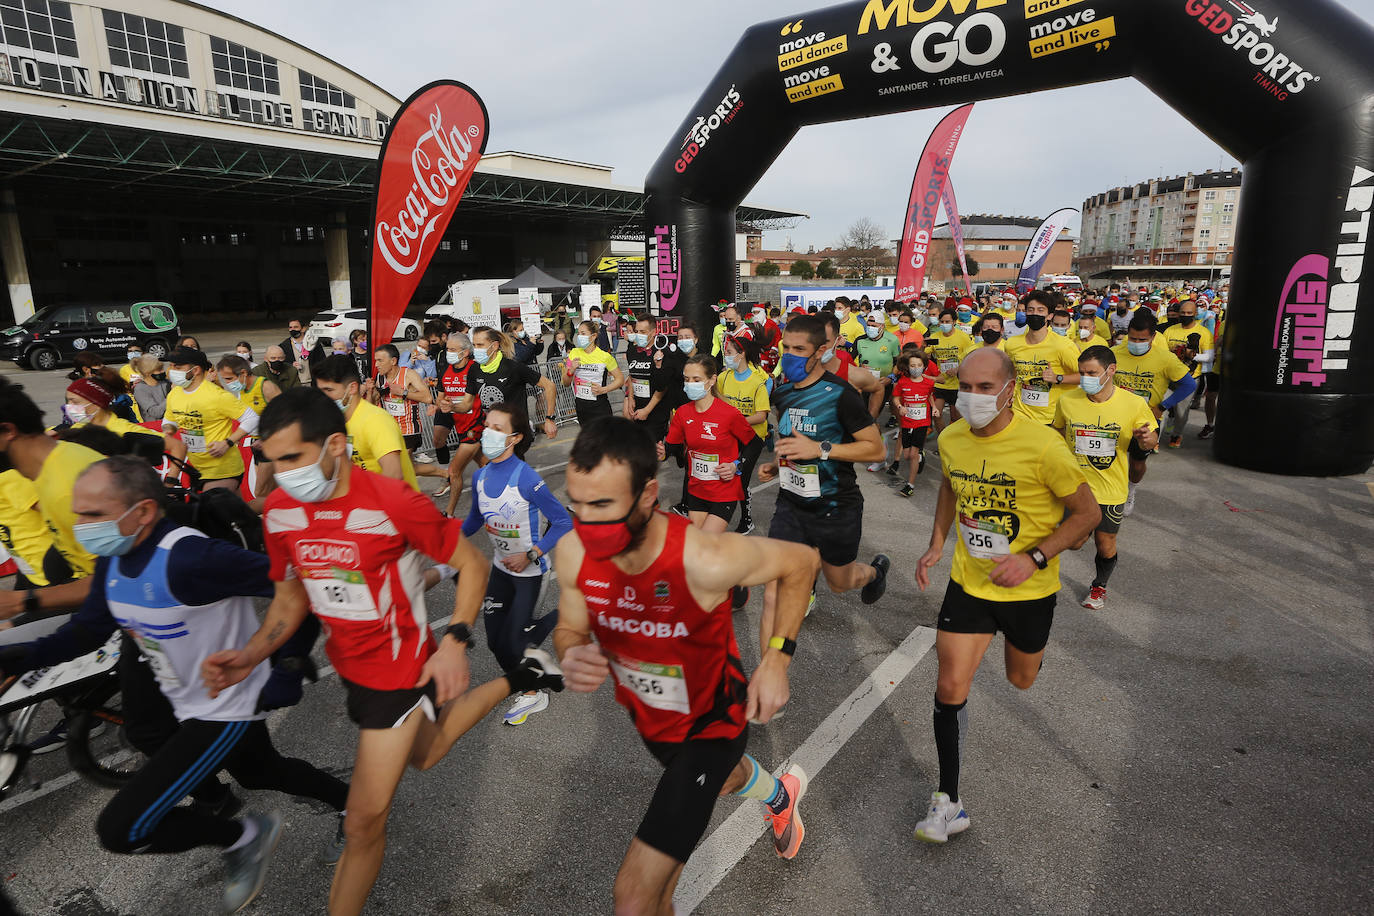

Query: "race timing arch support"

xmin=644 ymin=0 xmax=1374 ymax=476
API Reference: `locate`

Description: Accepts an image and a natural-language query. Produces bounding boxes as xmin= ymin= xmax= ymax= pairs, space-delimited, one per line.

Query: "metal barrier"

xmin=416 ymin=358 xmax=582 ymax=454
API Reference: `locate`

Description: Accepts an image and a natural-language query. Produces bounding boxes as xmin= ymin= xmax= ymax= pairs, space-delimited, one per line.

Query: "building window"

xmin=298 ymin=69 xmax=354 ymax=109
xmin=439 ymin=240 xmax=451 ymax=251
xmin=2 ymin=0 xmax=78 ymax=57
xmin=574 ymin=238 xmax=588 ymax=266
xmin=459 ymin=239 xmax=469 ymax=252
xmin=1226 ymin=190 xmax=1237 ymax=200
xmin=1199 ymin=229 xmax=1211 ymax=239
xmin=1223 ymin=203 xmax=1235 ymax=212
xmin=209 ymin=36 xmax=279 ymax=95
xmin=103 ymin=9 xmax=188 ymax=78
xmin=1204 ymin=190 xmax=1217 ymax=201
xmin=1222 ymin=214 xmax=1234 ymax=225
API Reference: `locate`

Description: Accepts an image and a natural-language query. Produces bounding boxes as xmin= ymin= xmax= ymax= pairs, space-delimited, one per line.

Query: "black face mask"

xmin=289 ymin=329 xmax=302 ymax=338
xmin=725 ymin=320 xmax=737 ymax=331
xmin=1117 ymin=306 xmax=1129 ymax=314
xmin=982 ymin=329 xmax=1002 ymax=345
xmin=267 ymin=360 xmax=286 ymax=373
xmin=1181 ymin=315 xmax=1197 ymax=326
xmin=152 ymin=372 xmax=168 ymax=382
xmin=1025 ymin=314 xmax=1048 ymax=331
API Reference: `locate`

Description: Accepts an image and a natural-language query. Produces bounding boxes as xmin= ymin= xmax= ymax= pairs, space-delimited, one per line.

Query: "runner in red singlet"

xmin=554 ymin=417 xmax=819 ymax=916
xmin=431 ymin=331 xmax=483 ymax=505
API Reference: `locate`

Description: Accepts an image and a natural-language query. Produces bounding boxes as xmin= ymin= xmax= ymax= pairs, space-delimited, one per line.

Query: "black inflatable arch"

xmin=645 ymin=0 xmax=1374 ymax=476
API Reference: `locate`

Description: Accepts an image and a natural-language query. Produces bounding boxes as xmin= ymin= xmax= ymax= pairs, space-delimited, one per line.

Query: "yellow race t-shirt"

xmin=939 ymin=414 xmax=1087 ymax=601
xmin=838 ymin=315 xmax=865 ymax=345
xmin=1005 ymin=332 xmax=1081 ymax=425
xmin=241 ymin=376 xmax=270 ymax=417
xmin=34 ymin=440 xmax=103 ymax=579
xmin=929 ymin=329 xmax=976 ymax=391
xmin=347 ymin=399 xmax=418 ymax=490
xmin=0 ymin=470 xmax=54 ymax=585
xmin=1162 ymin=323 xmax=1215 ymax=379
xmin=567 ymin=347 xmax=619 ymax=403
xmin=102 ymin=416 xmax=162 ymax=440
xmin=1051 ymin=387 xmax=1157 ymax=505
xmin=1074 ymin=332 xmax=1109 ymax=353
xmin=1111 ymin=342 xmax=1190 ymax=408
xmin=164 ymin=379 xmax=249 ymax=480
xmin=717 ymin=366 xmax=771 ymax=439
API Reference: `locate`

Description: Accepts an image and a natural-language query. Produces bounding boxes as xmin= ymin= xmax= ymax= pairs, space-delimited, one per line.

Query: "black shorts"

xmin=768 ymin=496 xmax=863 ymax=567
xmin=342 ymin=677 xmax=437 ymax=730
xmin=1127 ymin=422 xmax=1159 ymax=462
xmin=1204 ymin=372 xmax=1222 ymax=393
xmin=937 ymin=580 xmax=1056 ymax=655
xmin=1096 ymin=503 xmax=1124 ymax=535
xmin=202 ymin=475 xmax=243 ymax=487
xmin=637 ymin=727 xmax=749 ymax=862
xmin=684 ymin=492 xmax=737 ymax=523
xmin=403 ymin=434 xmax=423 ymax=451
xmin=900 ymin=427 xmax=930 ymax=449
xmin=933 ymin=388 xmax=958 ymax=406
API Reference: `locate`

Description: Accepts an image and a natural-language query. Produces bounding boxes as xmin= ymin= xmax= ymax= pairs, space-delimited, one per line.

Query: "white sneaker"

xmin=503 ymin=691 xmax=549 ymax=726
xmin=1123 ymin=483 xmax=1137 ymax=517
xmin=414 ymin=451 xmax=437 ymax=464
xmin=914 ymin=791 xmax=969 ymax=844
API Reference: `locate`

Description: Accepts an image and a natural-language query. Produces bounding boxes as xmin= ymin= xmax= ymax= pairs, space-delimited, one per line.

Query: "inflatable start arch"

xmin=645 ymin=0 xmax=1374 ymax=476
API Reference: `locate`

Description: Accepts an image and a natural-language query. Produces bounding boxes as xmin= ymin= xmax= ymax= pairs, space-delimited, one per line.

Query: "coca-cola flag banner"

xmin=894 ymin=104 xmax=974 ymax=302
xmin=942 ymin=178 xmax=972 ymax=297
xmin=370 ymin=80 xmax=489 ymax=349
xmin=1015 ymin=207 xmax=1077 ymax=295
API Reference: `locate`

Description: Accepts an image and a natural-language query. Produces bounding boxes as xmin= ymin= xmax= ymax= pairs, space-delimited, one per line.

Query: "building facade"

xmin=927 ymin=215 xmax=1075 ymax=290
xmin=1078 ymin=169 xmax=1242 ymax=279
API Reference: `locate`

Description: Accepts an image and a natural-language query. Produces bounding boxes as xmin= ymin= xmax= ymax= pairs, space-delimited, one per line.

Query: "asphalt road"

xmin=1 ymin=329 xmax=1372 ymax=915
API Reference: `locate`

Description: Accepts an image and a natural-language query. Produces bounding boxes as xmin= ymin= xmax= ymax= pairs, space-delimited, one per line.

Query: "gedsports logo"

xmin=675 ymin=84 xmax=742 ymax=173
xmin=1182 ymin=1 xmax=1320 ymax=100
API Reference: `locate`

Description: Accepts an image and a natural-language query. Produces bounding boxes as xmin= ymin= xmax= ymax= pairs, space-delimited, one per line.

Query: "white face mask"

xmin=963 ymin=380 xmax=1012 ymax=430
xmin=168 ymin=368 xmax=193 ymax=388
xmin=865 ymin=325 xmax=883 ymax=340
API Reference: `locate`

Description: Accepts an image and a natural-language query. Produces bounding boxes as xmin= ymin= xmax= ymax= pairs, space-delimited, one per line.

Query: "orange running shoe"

xmin=768 ymin=764 xmax=809 ymax=859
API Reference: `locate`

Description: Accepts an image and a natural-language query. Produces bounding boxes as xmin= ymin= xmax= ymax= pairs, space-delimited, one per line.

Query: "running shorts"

xmin=1096 ymin=503 xmax=1124 ymax=535
xmin=933 ymin=388 xmax=958 ymax=406
xmin=1203 ymin=372 xmax=1222 ymax=393
xmin=767 ymin=496 xmax=863 ymax=567
xmin=637 ymin=727 xmax=749 ymax=862
xmin=900 ymin=427 xmax=930 ymax=450
xmin=937 ymin=580 xmax=1056 ymax=654
xmin=403 ymin=433 xmax=423 ymax=452
xmin=1127 ymin=422 xmax=1159 ymax=462
xmin=342 ymin=678 xmax=437 ymax=730
xmin=684 ymin=492 xmax=737 ymax=524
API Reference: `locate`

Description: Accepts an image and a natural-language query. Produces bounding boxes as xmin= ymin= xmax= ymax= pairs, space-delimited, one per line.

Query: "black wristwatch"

xmin=444 ymin=623 xmax=475 ymax=648
xmin=767 ymin=636 xmax=797 ymax=657
xmin=525 ymin=547 xmax=541 ymax=564
xmin=819 ymin=440 xmax=833 ymax=461
xmin=23 ymin=589 xmax=39 ymax=614
xmin=545 ymin=415 xmax=558 ymax=423
xmin=1028 ymin=547 xmax=1049 ymax=570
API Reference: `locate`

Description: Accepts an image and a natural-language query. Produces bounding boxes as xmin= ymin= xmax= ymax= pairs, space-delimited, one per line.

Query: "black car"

xmin=0 ymin=301 xmax=182 ymax=371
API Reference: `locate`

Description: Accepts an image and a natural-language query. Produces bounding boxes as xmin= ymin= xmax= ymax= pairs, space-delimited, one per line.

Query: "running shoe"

xmin=736 ymin=514 xmax=755 ymax=536
xmin=805 ymin=589 xmax=817 ymax=618
xmin=1123 ymin=484 xmax=1137 ymax=517
xmin=1082 ymin=586 xmax=1107 ymax=611
xmin=222 ymin=811 xmax=283 ymax=914
xmin=866 ymin=462 xmax=883 ymax=473
xmin=861 ymin=554 xmax=890 ymax=605
xmin=27 ymin=719 xmax=71 ymax=755
xmin=732 ymin=585 xmax=749 ymax=610
xmin=503 ymin=691 xmax=549 ymax=726
xmin=670 ymin=503 xmax=690 ymax=518
xmin=914 ymin=791 xmax=968 ymax=844
xmin=506 ymin=648 xmax=565 ymax=694
xmin=413 ymin=451 xmax=437 ymax=464
xmin=434 ymin=484 xmax=451 ymax=498
xmin=321 ymin=812 xmax=346 ymax=865
xmin=1167 ymin=435 xmax=1183 ymax=449
xmin=768 ymin=764 xmax=809 ymax=859
xmin=917 ymin=453 xmax=926 ymax=475
xmin=885 ymin=462 xmax=900 ymax=477
xmin=189 ymin=787 xmax=242 ymax=820
xmin=885 ymin=416 xmax=898 ymax=429
xmin=899 ymin=484 xmax=914 ymax=498
xmin=1197 ymin=425 xmax=1215 ymax=440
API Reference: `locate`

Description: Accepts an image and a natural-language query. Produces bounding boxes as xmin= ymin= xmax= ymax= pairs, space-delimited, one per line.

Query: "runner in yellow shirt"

xmin=913 ymin=347 xmax=1099 ymax=844
xmin=217 ymin=354 xmax=280 ymax=418
xmin=835 ymin=297 xmax=865 ymax=347
xmin=313 ymin=353 xmax=419 ymax=490
xmin=1199 ymin=313 xmax=1225 ymax=441
xmin=1052 ymin=346 xmax=1158 ymax=612
xmin=716 ymin=334 xmax=771 ymax=534
xmin=162 ymin=346 xmax=259 ymax=490
xmin=1073 ymin=312 xmax=1109 ymax=353
xmin=971 ymin=314 xmax=1006 ymax=351
xmin=564 ymin=321 xmax=624 ymax=427
xmin=0 ymin=469 xmax=54 ymax=586
xmin=63 ymin=377 xmax=186 ymax=468
xmin=1160 ymin=299 xmax=1216 ymax=448
xmin=928 ymin=308 xmax=976 ymax=432
xmin=1004 ymin=291 xmax=1081 ymax=426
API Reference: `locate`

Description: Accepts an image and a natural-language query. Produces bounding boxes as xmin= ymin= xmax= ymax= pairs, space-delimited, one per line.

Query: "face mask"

xmin=575 ymin=334 xmax=591 ymax=350
xmin=963 ymin=380 xmax=1011 ymax=430
xmin=236 ymin=352 xmax=251 ymax=361
xmin=939 ymin=322 xmax=954 ymax=334
xmin=127 ymin=351 xmax=142 ymax=362
xmin=835 ymin=310 xmax=847 ymax=321
xmin=471 ymin=347 xmax=490 ymax=365
xmin=1084 ymin=307 xmax=1097 ymax=316
xmin=723 ymin=354 xmax=739 ymax=370
xmin=447 ymin=349 xmax=463 ymax=363
xmin=780 ymin=352 xmax=811 ymax=383
xmin=1127 ymin=340 xmax=1151 ymax=356
xmin=908 ymin=365 xmax=925 ymax=378
xmin=725 ymin=320 xmax=737 ymax=331
xmin=73 ymin=502 xmax=147 ymax=557
xmin=334 ymin=389 xmax=353 ymax=411
xmin=62 ymin=403 xmax=90 ymax=424
xmin=865 ymin=325 xmax=883 ymax=340
xmin=555 ymin=338 xmax=567 ymax=349
xmin=958 ymin=309 xmax=971 ymax=318
xmin=289 ymin=329 xmax=302 ymax=338
xmin=572 ymin=496 xmax=646 ymax=561
xmin=224 ymin=379 xmax=244 ymax=395
xmin=1025 ymin=314 xmax=1047 ymax=331
xmin=898 ymin=322 xmax=911 ymax=332
xmin=1051 ymin=326 xmax=1068 ymax=336
xmin=634 ymin=333 xmax=649 ymax=348
xmin=1080 ymin=374 xmax=1107 ymax=396
xmin=414 ymin=346 xmax=428 ymax=358
xmin=1078 ymin=327 xmax=1092 ymax=340
xmin=168 ymin=368 xmax=192 ymax=388
xmin=982 ymin=329 xmax=1001 ymax=345
xmin=819 ymin=346 xmax=835 ymax=364
xmin=683 ymin=381 xmax=709 ymax=401
xmin=1117 ymin=306 xmax=1129 ymax=315
xmin=677 ymin=338 xmax=695 ymax=354
xmin=1015 ymin=311 xmax=1027 ymax=327
xmin=1181 ymin=314 xmax=1197 ymax=326
xmin=268 ymin=360 xmax=285 ymax=373
xmin=356 ymin=343 xmax=368 ymax=353
xmin=153 ymin=372 xmax=167 ymax=382
xmin=481 ymin=428 xmax=514 ymax=460
xmin=273 ymin=440 xmax=341 ymax=503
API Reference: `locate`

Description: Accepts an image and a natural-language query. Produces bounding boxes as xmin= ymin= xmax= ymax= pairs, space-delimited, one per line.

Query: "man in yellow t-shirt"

xmin=1160 ymin=300 xmax=1215 ymax=449
xmin=313 ymin=354 xmax=419 ymax=490
xmin=1052 ymin=345 xmax=1158 ymax=612
xmin=913 ymin=348 xmax=1099 ymax=844
xmin=835 ymin=297 xmax=865 ymax=347
xmin=0 ymin=469 xmax=55 ymax=586
xmin=928 ymin=308 xmax=976 ymax=432
xmin=1073 ymin=312 xmax=1109 ymax=352
xmin=162 ymin=347 xmax=259 ymax=490
xmin=1005 ymin=291 xmax=1081 ymax=426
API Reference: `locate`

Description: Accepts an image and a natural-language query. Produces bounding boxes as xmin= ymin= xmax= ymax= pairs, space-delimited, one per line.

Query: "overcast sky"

xmin=218 ymin=0 xmax=1374 ymax=251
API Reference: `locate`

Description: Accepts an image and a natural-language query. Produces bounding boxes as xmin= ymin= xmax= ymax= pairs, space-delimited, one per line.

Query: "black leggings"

xmin=736 ymin=437 xmax=764 ymax=519
xmin=482 ymin=567 xmax=555 ymax=670
xmin=96 ymin=718 xmax=348 ymax=854
xmin=574 ymin=399 xmax=613 ymax=427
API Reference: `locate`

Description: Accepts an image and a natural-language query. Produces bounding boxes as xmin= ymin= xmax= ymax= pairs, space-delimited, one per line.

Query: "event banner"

xmin=895 ymin=104 xmax=974 ymax=301
xmin=518 ymin=287 xmax=541 ymax=336
xmin=369 ymin=80 xmax=489 ymax=350
xmin=942 ymin=177 xmax=972 ymax=296
xmin=780 ymin=286 xmax=895 ymax=312
xmin=1015 ymin=207 xmax=1077 ymax=293
xmin=580 ymin=283 xmax=602 ymax=321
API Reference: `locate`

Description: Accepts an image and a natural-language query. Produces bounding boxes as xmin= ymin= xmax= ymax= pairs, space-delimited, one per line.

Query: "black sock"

xmin=1092 ymin=552 xmax=1119 ymax=588
xmin=933 ymin=696 xmax=967 ymax=802
xmin=436 ymin=445 xmax=451 ymax=464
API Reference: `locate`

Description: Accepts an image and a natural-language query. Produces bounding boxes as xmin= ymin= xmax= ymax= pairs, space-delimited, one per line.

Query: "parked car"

xmin=0 ymin=301 xmax=181 ymax=371
xmin=303 ymin=309 xmax=421 ymax=349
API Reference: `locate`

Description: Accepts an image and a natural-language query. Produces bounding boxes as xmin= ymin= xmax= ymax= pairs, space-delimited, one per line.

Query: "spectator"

xmin=279 ymin=317 xmax=311 ymax=377
xmin=547 ymin=328 xmax=574 ymax=362
xmin=348 ymin=328 xmax=370 ymax=385
xmin=587 ymin=304 xmax=612 ymax=352
xmin=176 ymin=335 xmax=201 ymax=350
xmin=131 ymin=356 xmax=171 ymax=421
xmin=234 ymin=341 xmax=256 ymax=368
xmin=548 ymin=299 xmax=576 ymax=341
xmin=506 ymin=318 xmax=544 ymax=366
xmin=67 ymin=352 xmax=105 ymax=381
xmin=253 ymin=345 xmax=300 ymax=392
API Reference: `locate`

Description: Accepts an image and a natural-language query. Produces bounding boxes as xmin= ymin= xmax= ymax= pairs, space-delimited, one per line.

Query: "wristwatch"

xmin=819 ymin=440 xmax=833 ymax=461
xmin=1028 ymin=547 xmax=1049 ymax=570
xmin=444 ymin=623 xmax=475 ymax=648
xmin=1055 ymin=374 xmax=1064 ymax=384
xmin=22 ymin=589 xmax=39 ymax=614
xmin=525 ymin=547 xmax=541 ymax=564
xmin=767 ymin=636 xmax=797 ymax=657
xmin=545 ymin=415 xmax=558 ymax=423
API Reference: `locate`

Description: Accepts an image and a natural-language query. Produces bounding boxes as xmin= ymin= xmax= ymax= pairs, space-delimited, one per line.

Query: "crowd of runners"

xmin=0 ymin=281 xmax=1224 ymax=914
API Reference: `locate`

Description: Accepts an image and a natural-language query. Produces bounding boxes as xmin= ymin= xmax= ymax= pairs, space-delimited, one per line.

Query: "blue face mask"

xmin=471 ymin=347 xmax=490 ymax=365
xmin=634 ymin=333 xmax=649 ymax=348
xmin=1051 ymin=326 xmax=1068 ymax=336
xmin=225 ymin=379 xmax=244 ymax=395
xmin=677 ymin=338 xmax=695 ymax=354
xmin=481 ymin=427 xmax=514 ymax=460
xmin=780 ymin=352 xmax=811 ymax=383
xmin=274 ymin=439 xmax=341 ymax=503
xmin=939 ymin=322 xmax=954 ymax=334
xmin=1080 ymin=374 xmax=1106 ymax=395
xmin=723 ymin=353 xmax=739 ymax=370
xmin=73 ymin=502 xmax=147 ymax=557
xmin=1127 ymin=340 xmax=1151 ymax=356
xmin=1015 ymin=312 xmax=1027 ymax=327
xmin=575 ymin=334 xmax=591 ymax=350
xmin=683 ymin=381 xmax=709 ymax=401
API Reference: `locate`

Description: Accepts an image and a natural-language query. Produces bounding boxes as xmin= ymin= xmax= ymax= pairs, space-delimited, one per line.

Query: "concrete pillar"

xmin=0 ymin=189 xmax=34 ymax=324
xmin=326 ymin=210 xmax=350 ymax=309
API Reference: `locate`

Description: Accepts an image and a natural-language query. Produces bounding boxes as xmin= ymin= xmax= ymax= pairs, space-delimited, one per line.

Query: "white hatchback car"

xmin=303 ymin=308 xmax=421 ymax=349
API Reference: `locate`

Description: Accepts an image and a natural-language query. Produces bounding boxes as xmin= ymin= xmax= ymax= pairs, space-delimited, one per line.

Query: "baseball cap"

xmin=166 ymin=346 xmax=211 ymax=369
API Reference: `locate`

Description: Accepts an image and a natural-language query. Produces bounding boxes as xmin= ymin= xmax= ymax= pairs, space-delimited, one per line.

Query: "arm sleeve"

xmin=461 ymin=470 xmax=484 ymax=537
xmin=1050 ymin=400 xmax=1066 ymax=432
xmin=166 ymin=536 xmax=275 ymax=603
xmin=517 ymin=362 xmax=543 ymax=387
xmin=235 ymin=406 xmax=260 ymax=435
xmin=665 ymin=409 xmax=685 ymax=445
xmin=1160 ymin=373 xmax=1198 ymax=409
xmin=11 ymin=561 xmax=118 ymax=672
xmin=523 ymin=467 xmax=573 ymax=555
xmin=836 ymin=383 xmax=877 ymax=438
xmin=731 ymin=409 xmax=759 ymax=448
xmin=262 ymin=496 xmax=293 ymax=582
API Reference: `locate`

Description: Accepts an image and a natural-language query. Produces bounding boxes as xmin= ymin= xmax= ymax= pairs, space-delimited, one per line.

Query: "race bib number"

xmin=902 ymin=403 xmax=928 ymax=422
xmin=959 ymin=514 xmax=1011 ymax=559
xmin=939 ymin=359 xmax=959 ymax=375
xmin=609 ymin=655 xmax=690 ymax=714
xmin=1075 ymin=429 xmax=1116 ymax=458
xmin=136 ymin=633 xmax=182 ymax=688
xmin=383 ymin=398 xmax=408 ymax=418
xmin=1020 ymin=386 xmax=1050 ymax=407
xmin=690 ymin=452 xmax=719 ymax=481
xmin=302 ymin=567 xmax=379 ymax=620
xmin=866 ymin=366 xmax=881 ymax=379
xmin=485 ymin=522 xmax=525 ymax=555
xmin=575 ymin=365 xmax=602 ymax=400
xmin=779 ymin=461 xmax=821 ymax=498
xmin=181 ymin=430 xmax=206 ymax=453
xmin=633 ymin=379 xmax=651 ymax=399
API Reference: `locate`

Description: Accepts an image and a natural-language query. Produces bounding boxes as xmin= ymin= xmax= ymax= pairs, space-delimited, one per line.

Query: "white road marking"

xmin=749 ymin=479 xmax=777 ymax=494
xmin=673 ymin=624 xmax=937 ymax=914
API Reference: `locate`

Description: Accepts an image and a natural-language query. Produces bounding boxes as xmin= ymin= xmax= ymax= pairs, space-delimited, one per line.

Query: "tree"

xmin=833 ymin=217 xmax=896 ymax=281
xmin=950 ymin=256 xmax=981 ymax=278
xmin=789 ymin=259 xmax=815 ymax=279
xmin=839 ymin=217 xmax=887 ymax=251
xmin=816 ymin=259 xmax=838 ymax=279
xmin=756 ymin=260 xmax=780 ymax=276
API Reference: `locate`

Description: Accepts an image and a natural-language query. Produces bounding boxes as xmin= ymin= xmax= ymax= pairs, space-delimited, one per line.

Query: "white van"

xmin=1037 ymin=274 xmax=1084 ymax=291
